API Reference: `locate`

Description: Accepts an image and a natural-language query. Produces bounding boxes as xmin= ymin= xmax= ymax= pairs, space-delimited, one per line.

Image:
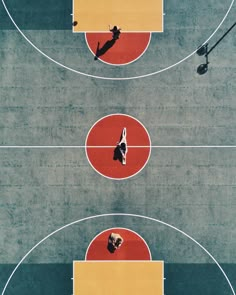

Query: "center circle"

xmin=85 ymin=114 xmax=151 ymax=180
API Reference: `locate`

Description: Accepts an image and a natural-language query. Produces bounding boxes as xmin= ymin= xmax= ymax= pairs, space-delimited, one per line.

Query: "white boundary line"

xmin=84 ymin=227 xmax=152 ymax=260
xmin=85 ymin=33 xmax=152 ymax=67
xmin=75 ymin=260 xmax=162 ymax=262
xmin=1 ymin=0 xmax=234 ymax=80
xmin=1 ymin=213 xmax=235 ymax=295
xmin=74 ymin=30 xmax=163 ymax=33
xmin=1 ymin=146 xmax=236 ymax=148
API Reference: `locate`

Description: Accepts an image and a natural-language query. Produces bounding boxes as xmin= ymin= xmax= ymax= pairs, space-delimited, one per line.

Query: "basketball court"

xmin=0 ymin=0 xmax=236 ymax=294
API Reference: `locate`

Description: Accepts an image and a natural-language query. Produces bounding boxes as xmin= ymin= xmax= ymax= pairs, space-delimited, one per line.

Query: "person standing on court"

xmin=107 ymin=232 xmax=124 ymax=253
xmin=109 ymin=25 xmax=121 ymax=40
xmin=117 ymin=127 xmax=127 ymax=165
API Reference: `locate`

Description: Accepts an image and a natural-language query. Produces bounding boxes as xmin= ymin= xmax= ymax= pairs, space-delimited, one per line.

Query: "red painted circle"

xmin=85 ymin=114 xmax=151 ymax=179
xmin=85 ymin=32 xmax=151 ymax=65
xmin=86 ymin=228 xmax=151 ymax=260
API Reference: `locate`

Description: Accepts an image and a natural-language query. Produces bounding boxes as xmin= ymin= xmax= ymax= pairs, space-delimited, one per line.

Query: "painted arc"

xmin=2 ymin=214 xmax=235 ymax=295
xmin=85 ymin=227 xmax=151 ymax=260
xmin=85 ymin=33 xmax=151 ymax=66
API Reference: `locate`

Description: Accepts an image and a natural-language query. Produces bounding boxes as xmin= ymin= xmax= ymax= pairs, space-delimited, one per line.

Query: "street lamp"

xmin=197 ymin=44 xmax=208 ymax=56
xmin=196 ymin=22 xmax=236 ymax=75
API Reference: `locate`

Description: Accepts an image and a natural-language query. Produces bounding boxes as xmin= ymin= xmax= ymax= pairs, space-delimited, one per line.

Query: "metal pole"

xmin=206 ymin=22 xmax=236 ymax=56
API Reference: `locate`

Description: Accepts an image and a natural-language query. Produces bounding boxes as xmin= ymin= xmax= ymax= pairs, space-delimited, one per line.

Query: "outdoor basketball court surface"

xmin=0 ymin=0 xmax=236 ymax=294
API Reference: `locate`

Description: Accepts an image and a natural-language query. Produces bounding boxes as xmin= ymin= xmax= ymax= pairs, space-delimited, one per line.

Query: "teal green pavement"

xmin=1 ymin=264 xmax=235 ymax=294
xmin=0 ymin=0 xmax=236 ymax=294
xmin=1 ymin=0 xmax=72 ymax=29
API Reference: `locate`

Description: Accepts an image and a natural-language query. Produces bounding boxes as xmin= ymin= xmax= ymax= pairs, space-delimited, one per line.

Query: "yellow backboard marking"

xmin=73 ymin=0 xmax=163 ymax=32
xmin=73 ymin=261 xmax=164 ymax=295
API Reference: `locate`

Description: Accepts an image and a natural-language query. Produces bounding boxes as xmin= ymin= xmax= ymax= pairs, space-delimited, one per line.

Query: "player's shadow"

xmin=113 ymin=146 xmax=123 ymax=163
xmin=113 ymin=130 xmax=123 ymax=163
xmin=94 ymin=39 xmax=116 ymax=60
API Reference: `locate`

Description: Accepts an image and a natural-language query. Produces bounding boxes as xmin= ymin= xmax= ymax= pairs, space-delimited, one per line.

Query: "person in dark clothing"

xmin=107 ymin=233 xmax=124 ymax=253
xmin=117 ymin=127 xmax=127 ymax=165
xmin=109 ymin=25 xmax=122 ymax=40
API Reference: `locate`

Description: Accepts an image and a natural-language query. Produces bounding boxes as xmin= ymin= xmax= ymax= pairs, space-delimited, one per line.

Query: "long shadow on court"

xmin=113 ymin=146 xmax=123 ymax=163
xmin=113 ymin=130 xmax=124 ymax=164
xmin=94 ymin=39 xmax=116 ymax=60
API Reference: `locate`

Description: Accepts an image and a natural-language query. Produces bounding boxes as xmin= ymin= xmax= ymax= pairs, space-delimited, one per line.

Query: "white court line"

xmin=0 ymin=146 xmax=236 ymax=148
xmin=75 ymin=30 xmax=163 ymax=33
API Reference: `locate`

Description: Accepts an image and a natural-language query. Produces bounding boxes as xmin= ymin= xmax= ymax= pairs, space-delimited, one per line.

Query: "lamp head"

xmin=197 ymin=44 xmax=208 ymax=56
xmin=197 ymin=63 xmax=208 ymax=75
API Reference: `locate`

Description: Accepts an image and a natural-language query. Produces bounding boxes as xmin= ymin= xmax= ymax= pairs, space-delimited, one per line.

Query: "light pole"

xmin=197 ymin=22 xmax=236 ymax=75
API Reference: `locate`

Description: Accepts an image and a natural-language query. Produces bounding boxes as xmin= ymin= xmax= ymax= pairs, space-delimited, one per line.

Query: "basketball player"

xmin=109 ymin=25 xmax=122 ymax=40
xmin=107 ymin=233 xmax=124 ymax=253
xmin=117 ymin=127 xmax=128 ymax=165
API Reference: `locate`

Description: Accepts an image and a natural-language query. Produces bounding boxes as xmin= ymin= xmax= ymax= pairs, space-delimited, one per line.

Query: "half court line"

xmin=1 ymin=146 xmax=236 ymax=149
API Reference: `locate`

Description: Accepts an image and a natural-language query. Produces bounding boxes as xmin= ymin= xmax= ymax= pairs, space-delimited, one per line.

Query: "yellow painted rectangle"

xmin=73 ymin=0 xmax=163 ymax=32
xmin=73 ymin=261 xmax=164 ymax=295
